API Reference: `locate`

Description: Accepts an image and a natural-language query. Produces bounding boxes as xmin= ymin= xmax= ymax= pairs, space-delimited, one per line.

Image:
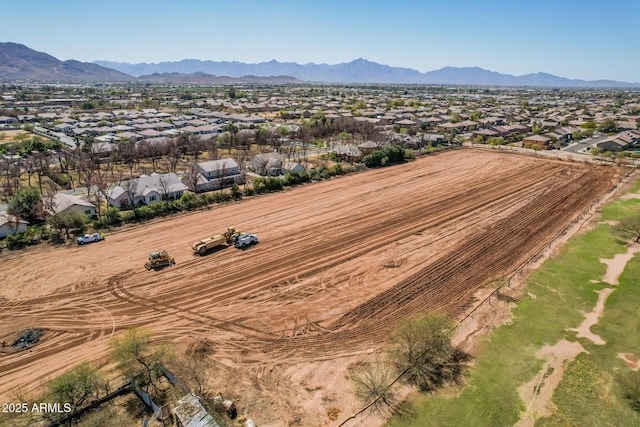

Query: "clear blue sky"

xmin=2 ymin=0 xmax=639 ymax=82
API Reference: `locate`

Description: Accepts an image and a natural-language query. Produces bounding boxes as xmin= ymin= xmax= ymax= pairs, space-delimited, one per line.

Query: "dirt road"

xmin=0 ymin=149 xmax=618 ymax=425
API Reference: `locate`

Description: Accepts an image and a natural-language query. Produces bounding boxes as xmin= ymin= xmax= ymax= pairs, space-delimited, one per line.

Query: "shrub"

xmin=404 ymin=149 xmax=414 ymax=160
xmin=4 ymin=226 xmax=43 ymax=250
xmin=207 ymin=192 xmax=232 ymax=204
xmin=171 ymin=200 xmax=184 ymax=211
xmin=283 ymin=170 xmax=311 ymax=186
xmin=133 ymin=206 xmax=153 ymax=220
xmin=102 ymin=207 xmax=122 ymax=226
xmin=231 ymin=183 xmax=242 ymax=200
xmin=363 ymin=145 xmax=405 ymax=168
xmin=253 ymin=177 xmax=284 ymax=194
xmin=363 ymin=150 xmax=386 ymax=168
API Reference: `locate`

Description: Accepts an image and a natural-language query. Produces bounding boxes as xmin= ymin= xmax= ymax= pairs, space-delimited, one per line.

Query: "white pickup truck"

xmin=234 ymin=233 xmax=259 ymax=249
xmin=76 ymin=233 xmax=104 ymax=245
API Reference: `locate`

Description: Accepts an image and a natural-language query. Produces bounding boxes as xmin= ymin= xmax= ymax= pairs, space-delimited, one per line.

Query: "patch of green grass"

xmin=601 ymin=198 xmax=640 ymax=221
xmin=385 ymin=187 xmax=640 ymax=426
xmin=537 ymin=354 xmax=640 ymax=426
xmin=592 ymin=255 xmax=640 ymax=368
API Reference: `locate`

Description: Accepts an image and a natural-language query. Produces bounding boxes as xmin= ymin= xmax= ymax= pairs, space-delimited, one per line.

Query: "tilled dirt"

xmin=0 ymin=149 xmax=619 ymax=426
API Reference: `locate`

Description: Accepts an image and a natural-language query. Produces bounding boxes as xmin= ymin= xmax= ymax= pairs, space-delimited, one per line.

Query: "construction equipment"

xmin=234 ymin=232 xmax=259 ymax=249
xmin=145 ymin=250 xmax=175 ymax=270
xmin=192 ymin=227 xmax=239 ymax=255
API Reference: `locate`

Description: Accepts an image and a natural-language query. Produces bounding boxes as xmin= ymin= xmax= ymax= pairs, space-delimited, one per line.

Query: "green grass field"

xmin=385 ymin=178 xmax=640 ymax=427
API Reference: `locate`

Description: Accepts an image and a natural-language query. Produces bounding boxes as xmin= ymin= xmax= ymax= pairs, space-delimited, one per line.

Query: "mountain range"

xmin=91 ymin=58 xmax=639 ymax=88
xmin=1 ymin=42 xmax=638 ymax=88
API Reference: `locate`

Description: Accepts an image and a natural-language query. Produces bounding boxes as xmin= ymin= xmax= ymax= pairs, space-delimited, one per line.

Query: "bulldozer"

xmin=145 ymin=250 xmax=175 ymax=270
xmin=192 ymin=227 xmax=239 ymax=255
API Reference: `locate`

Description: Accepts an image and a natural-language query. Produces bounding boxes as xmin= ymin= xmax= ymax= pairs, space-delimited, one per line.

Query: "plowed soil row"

xmin=0 ymin=150 xmax=617 ymax=419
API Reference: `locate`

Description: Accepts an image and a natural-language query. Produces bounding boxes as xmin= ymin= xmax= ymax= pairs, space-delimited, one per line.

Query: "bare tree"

xmin=391 ymin=312 xmax=469 ymax=392
xmin=118 ymin=142 xmax=137 ymax=177
xmin=167 ymin=138 xmax=182 ymax=173
xmin=185 ymin=163 xmax=201 ymax=193
xmin=41 ymin=180 xmax=59 ymax=214
xmin=122 ymin=178 xmax=139 ymax=208
xmin=175 ymin=340 xmax=214 ymax=396
xmin=204 ymin=136 xmax=218 ymax=160
xmin=158 ymin=174 xmax=171 ymax=200
xmin=33 ymin=152 xmax=51 ymax=194
xmin=351 ymin=361 xmax=399 ymax=417
xmin=0 ymin=160 xmax=21 ymax=199
xmin=77 ymin=154 xmax=97 ymax=202
xmin=24 ymin=156 xmax=37 ymax=188
xmin=186 ymin=135 xmax=204 ymax=161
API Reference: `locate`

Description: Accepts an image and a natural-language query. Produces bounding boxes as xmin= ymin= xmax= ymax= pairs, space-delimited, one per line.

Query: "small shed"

xmin=173 ymin=394 xmax=220 ymax=427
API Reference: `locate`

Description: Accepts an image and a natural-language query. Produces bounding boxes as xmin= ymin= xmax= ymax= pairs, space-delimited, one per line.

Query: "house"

xmin=197 ymin=158 xmax=240 ymax=179
xmin=358 ymin=140 xmax=383 ymax=155
xmin=0 ymin=213 xmax=28 ymax=238
xmin=0 ymin=116 xmax=17 ymax=125
xmin=522 ymin=134 xmax=552 ymax=149
xmin=185 ymin=158 xmax=244 ymax=192
xmin=107 ymin=173 xmax=187 ymax=208
xmin=51 ymin=193 xmax=96 ymax=218
xmin=596 ymin=130 xmax=640 ymax=152
xmin=252 ymin=152 xmax=283 ymax=176
xmin=331 ymin=144 xmax=363 ymax=162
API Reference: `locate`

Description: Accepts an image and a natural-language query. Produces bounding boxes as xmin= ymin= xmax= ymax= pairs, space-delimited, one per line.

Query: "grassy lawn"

xmin=385 ymin=181 xmax=640 ymax=427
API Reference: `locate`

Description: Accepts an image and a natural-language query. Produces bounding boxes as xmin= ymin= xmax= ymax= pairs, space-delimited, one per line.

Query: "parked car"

xmin=77 ymin=233 xmax=104 ymax=245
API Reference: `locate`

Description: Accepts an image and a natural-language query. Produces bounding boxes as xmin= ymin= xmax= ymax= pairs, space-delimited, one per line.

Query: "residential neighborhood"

xmin=1 ymin=79 xmax=640 ymax=427
xmin=1 ymin=83 xmax=639 ymax=238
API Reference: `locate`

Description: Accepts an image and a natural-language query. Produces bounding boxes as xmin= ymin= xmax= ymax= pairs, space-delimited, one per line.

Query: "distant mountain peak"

xmin=0 ymin=42 xmax=134 ymax=82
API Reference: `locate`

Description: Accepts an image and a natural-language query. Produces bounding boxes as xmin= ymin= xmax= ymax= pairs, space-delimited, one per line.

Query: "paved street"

xmin=562 ymin=134 xmax=609 ymax=154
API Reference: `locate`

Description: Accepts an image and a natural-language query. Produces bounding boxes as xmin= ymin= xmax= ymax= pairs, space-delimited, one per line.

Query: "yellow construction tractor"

xmin=145 ymin=250 xmax=175 ymax=270
xmin=191 ymin=227 xmax=239 ymax=256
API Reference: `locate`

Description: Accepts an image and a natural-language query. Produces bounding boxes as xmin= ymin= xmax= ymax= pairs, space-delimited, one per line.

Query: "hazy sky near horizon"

xmin=3 ymin=0 xmax=639 ymax=82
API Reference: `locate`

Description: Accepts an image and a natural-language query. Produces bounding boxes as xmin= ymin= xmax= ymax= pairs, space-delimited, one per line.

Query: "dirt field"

xmin=0 ymin=129 xmax=50 ymax=144
xmin=0 ymin=149 xmax=619 ymax=426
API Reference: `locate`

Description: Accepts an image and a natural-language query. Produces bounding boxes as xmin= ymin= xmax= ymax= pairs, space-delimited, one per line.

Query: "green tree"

xmin=8 ymin=187 xmax=43 ymax=223
xmin=110 ymin=328 xmax=173 ymax=392
xmin=103 ymin=207 xmax=122 ymax=226
xmin=598 ymin=118 xmax=618 ymax=133
xmin=50 ymin=210 xmax=87 ymax=239
xmin=230 ymin=183 xmax=242 ymax=200
xmin=362 ymin=150 xmax=386 ymax=168
xmin=47 ymin=362 xmax=107 ymax=413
